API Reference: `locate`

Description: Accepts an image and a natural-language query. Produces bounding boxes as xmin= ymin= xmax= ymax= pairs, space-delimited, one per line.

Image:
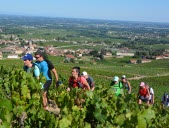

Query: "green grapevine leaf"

xmin=114 ymin=114 xmax=125 ymax=126
xmin=59 ymin=116 xmax=72 ymax=128
xmin=137 ymin=116 xmax=147 ymax=128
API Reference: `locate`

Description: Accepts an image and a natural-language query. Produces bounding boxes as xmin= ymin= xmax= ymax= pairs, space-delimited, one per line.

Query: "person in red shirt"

xmin=67 ymin=66 xmax=90 ymax=108
xmin=67 ymin=66 xmax=90 ymax=91
xmin=137 ymin=82 xmax=150 ymax=105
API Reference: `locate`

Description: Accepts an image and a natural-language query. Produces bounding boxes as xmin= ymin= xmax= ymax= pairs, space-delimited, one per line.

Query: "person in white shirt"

xmin=145 ymin=84 xmax=154 ymax=104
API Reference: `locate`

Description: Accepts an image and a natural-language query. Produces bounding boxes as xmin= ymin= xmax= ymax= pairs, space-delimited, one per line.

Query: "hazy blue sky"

xmin=0 ymin=0 xmax=169 ymax=23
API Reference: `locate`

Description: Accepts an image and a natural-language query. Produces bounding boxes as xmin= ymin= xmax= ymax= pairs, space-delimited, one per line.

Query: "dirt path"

xmin=95 ymin=73 xmax=169 ymax=80
xmin=128 ymin=73 xmax=169 ymax=80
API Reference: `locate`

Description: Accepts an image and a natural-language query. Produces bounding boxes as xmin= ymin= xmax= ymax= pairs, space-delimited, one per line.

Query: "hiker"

xmin=35 ymin=51 xmax=59 ymax=85
xmin=67 ymin=67 xmax=90 ymax=108
xmin=67 ymin=67 xmax=90 ymax=91
xmin=81 ymin=71 xmax=95 ymax=91
xmin=145 ymin=83 xmax=154 ymax=104
xmin=22 ymin=53 xmax=44 ymax=89
xmin=34 ymin=51 xmax=59 ymax=110
xmin=22 ymin=53 xmax=40 ymax=79
xmin=161 ymin=92 xmax=169 ymax=107
xmin=110 ymin=76 xmax=123 ymax=96
xmin=137 ymin=82 xmax=150 ymax=105
xmin=121 ymin=75 xmax=131 ymax=94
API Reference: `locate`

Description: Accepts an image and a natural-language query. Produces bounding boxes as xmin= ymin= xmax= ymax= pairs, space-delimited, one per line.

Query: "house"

xmin=15 ymin=49 xmax=24 ymax=54
xmin=155 ymin=56 xmax=163 ymax=60
xmin=0 ymin=48 xmax=15 ymax=53
xmin=7 ymin=54 xmax=19 ymax=59
xmin=163 ymin=54 xmax=169 ymax=59
xmin=103 ymin=52 xmax=112 ymax=58
xmin=129 ymin=59 xmax=137 ymax=64
xmin=138 ymin=59 xmax=151 ymax=63
xmin=64 ymin=54 xmax=75 ymax=63
xmin=77 ymin=54 xmax=83 ymax=57
xmin=116 ymin=52 xmax=134 ymax=56
xmin=65 ymin=54 xmax=75 ymax=59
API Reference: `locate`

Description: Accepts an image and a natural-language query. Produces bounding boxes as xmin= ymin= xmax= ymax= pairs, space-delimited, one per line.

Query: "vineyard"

xmin=0 ymin=57 xmax=169 ymax=127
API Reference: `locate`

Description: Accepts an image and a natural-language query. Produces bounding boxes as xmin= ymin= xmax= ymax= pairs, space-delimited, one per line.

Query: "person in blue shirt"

xmin=34 ymin=51 xmax=59 ymax=110
xmin=22 ymin=53 xmax=40 ymax=79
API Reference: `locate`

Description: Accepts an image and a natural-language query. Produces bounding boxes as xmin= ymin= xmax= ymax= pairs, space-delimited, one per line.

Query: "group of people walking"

xmin=22 ymin=52 xmax=169 ymax=110
xmin=67 ymin=66 xmax=95 ymax=92
xmin=110 ymin=75 xmax=169 ymax=107
xmin=22 ymin=52 xmax=95 ymax=110
xmin=110 ymin=75 xmax=131 ymax=96
xmin=111 ymin=77 xmax=154 ymax=105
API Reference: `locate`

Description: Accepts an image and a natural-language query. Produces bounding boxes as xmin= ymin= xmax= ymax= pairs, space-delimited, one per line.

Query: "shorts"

xmin=139 ymin=96 xmax=148 ymax=102
xmin=43 ymin=80 xmax=52 ymax=92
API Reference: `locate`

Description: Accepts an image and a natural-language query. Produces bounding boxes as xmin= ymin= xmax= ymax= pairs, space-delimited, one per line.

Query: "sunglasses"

xmin=35 ymin=56 xmax=40 ymax=59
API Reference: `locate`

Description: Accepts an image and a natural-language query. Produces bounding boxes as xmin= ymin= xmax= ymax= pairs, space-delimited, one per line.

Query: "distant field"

xmin=141 ymin=44 xmax=169 ymax=50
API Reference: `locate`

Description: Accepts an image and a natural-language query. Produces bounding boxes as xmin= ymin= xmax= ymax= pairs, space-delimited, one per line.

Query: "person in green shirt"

xmin=110 ymin=76 xmax=123 ymax=96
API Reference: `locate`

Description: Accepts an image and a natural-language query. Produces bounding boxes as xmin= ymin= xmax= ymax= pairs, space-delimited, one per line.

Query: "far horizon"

xmin=1 ymin=13 xmax=169 ymax=25
xmin=0 ymin=0 xmax=169 ymax=23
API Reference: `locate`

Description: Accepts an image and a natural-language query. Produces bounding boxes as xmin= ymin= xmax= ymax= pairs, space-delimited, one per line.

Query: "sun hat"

xmin=122 ymin=75 xmax=126 ymax=79
xmin=22 ymin=53 xmax=33 ymax=60
xmin=140 ymin=82 xmax=145 ymax=87
xmin=113 ymin=76 xmax=119 ymax=81
xmin=82 ymin=71 xmax=88 ymax=76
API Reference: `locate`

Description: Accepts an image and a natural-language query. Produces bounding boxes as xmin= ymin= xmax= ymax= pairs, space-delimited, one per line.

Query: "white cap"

xmin=82 ymin=71 xmax=88 ymax=76
xmin=122 ymin=75 xmax=126 ymax=79
xmin=113 ymin=76 xmax=119 ymax=81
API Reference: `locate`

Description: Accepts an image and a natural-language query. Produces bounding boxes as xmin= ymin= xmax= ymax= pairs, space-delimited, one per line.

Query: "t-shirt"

xmin=37 ymin=60 xmax=51 ymax=80
xmin=139 ymin=88 xmax=148 ymax=97
xmin=23 ymin=63 xmax=40 ymax=77
xmin=33 ymin=65 xmax=40 ymax=77
xmin=110 ymin=81 xmax=123 ymax=96
xmin=69 ymin=76 xmax=86 ymax=88
xmin=86 ymin=76 xmax=94 ymax=88
xmin=149 ymin=87 xmax=154 ymax=100
xmin=123 ymin=81 xmax=130 ymax=91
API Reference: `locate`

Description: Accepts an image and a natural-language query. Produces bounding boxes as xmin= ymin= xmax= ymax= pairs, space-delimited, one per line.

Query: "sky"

xmin=0 ymin=0 xmax=169 ymax=23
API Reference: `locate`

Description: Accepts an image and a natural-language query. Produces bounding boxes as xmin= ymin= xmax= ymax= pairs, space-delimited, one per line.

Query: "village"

xmin=0 ymin=34 xmax=169 ymax=64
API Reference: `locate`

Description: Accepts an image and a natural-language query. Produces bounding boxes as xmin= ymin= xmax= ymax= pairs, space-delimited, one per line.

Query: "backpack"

xmin=163 ymin=93 xmax=169 ymax=102
xmin=149 ymin=87 xmax=153 ymax=95
xmin=110 ymin=81 xmax=123 ymax=89
xmin=45 ymin=59 xmax=54 ymax=70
